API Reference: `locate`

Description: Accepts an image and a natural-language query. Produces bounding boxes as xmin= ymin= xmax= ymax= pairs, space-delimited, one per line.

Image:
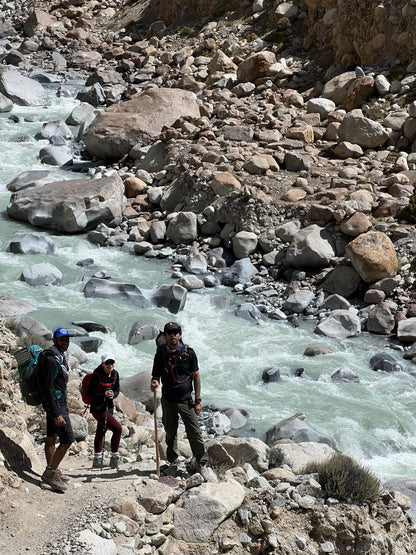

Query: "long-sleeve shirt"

xmin=38 ymin=350 xmax=67 ymax=418
xmin=87 ymin=366 xmax=119 ymax=414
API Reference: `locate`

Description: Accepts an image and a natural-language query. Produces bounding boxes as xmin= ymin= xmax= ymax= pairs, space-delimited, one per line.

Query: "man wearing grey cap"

xmin=151 ymin=322 xmax=209 ymax=478
xmin=38 ymin=327 xmax=75 ymax=492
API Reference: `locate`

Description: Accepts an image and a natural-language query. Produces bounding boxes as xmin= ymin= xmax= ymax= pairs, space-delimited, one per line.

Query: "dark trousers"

xmin=161 ymin=397 xmax=207 ymax=464
xmin=92 ymin=410 xmax=122 ymax=453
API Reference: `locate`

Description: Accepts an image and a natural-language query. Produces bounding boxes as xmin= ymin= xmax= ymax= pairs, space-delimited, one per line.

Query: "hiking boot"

xmin=195 ymin=463 xmax=210 ymax=482
xmin=55 ymin=469 xmax=70 ymax=483
xmin=92 ymin=454 xmax=108 ymax=469
xmin=109 ymin=454 xmax=120 ymax=469
xmin=41 ymin=468 xmax=67 ymax=492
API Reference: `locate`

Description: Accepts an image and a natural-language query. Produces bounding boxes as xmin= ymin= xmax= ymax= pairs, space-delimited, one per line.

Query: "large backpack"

xmin=14 ymin=345 xmax=61 ymax=406
xmin=80 ymin=370 xmax=118 ymax=406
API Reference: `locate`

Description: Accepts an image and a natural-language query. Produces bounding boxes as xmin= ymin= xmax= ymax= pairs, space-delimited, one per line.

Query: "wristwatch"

xmin=195 ymin=398 xmax=201 ymax=404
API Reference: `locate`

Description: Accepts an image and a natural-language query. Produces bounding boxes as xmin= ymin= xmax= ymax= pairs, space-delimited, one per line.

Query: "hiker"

xmin=150 ymin=322 xmax=209 ymax=478
xmin=87 ymin=353 xmax=122 ymax=469
xmin=38 ymin=327 xmax=75 ymax=492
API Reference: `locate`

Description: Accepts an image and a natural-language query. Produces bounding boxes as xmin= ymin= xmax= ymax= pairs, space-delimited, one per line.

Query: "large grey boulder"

xmin=266 ymin=413 xmax=330 ymax=446
xmin=321 ymin=266 xmax=362 ymax=298
xmin=366 ymin=302 xmax=395 ymax=334
xmin=0 ymin=70 xmax=50 ymax=106
xmin=20 ymin=263 xmax=62 ymax=286
xmin=276 ymin=442 xmax=336 ymax=473
xmin=222 ymin=258 xmax=257 ymax=286
xmin=166 ymin=212 xmax=198 ymax=244
xmin=83 ymin=279 xmax=187 ymax=314
xmin=384 ymin=477 xmax=416 ymax=522
xmin=232 ymin=231 xmax=258 ymax=259
xmin=77 ymin=530 xmax=117 ymax=555
xmin=83 ymin=88 xmax=200 ymax=159
xmin=397 ymin=318 xmax=416 ymax=344
xmin=208 ymin=437 xmax=269 ymax=472
xmin=128 ymin=318 xmax=161 ymax=346
xmin=286 ymin=225 xmax=335 ymax=269
xmin=173 ymin=479 xmax=245 ymax=542
xmin=315 ymin=309 xmax=361 ymax=338
xmin=338 ymin=113 xmax=389 ymax=149
xmin=0 ymin=294 xmax=36 ymax=317
xmin=370 ymin=353 xmax=402 ymax=372
xmin=136 ymin=478 xmax=182 ymax=514
xmin=39 ymin=145 xmax=73 ymax=166
xmin=6 ymin=170 xmax=65 ymax=192
xmin=120 ymin=370 xmax=158 ymax=412
xmin=282 ymin=290 xmax=315 ymax=313
xmin=0 ymin=91 xmax=13 ymax=112
xmin=235 ymin=302 xmax=267 ymax=324
xmin=8 ymin=233 xmax=55 ymax=254
xmin=7 ymin=175 xmax=124 ymax=233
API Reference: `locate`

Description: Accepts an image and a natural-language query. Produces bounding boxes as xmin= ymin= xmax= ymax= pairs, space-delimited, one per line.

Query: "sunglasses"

xmin=104 ymin=360 xmax=115 ymax=365
xmin=165 ymin=330 xmax=180 ymax=335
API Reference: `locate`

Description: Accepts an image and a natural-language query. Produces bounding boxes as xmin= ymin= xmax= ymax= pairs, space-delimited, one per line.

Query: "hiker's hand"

xmin=194 ymin=402 xmax=202 ymax=415
xmin=54 ymin=415 xmax=66 ymax=427
xmin=105 ymin=390 xmax=114 ymax=399
xmin=151 ymin=379 xmax=159 ymax=392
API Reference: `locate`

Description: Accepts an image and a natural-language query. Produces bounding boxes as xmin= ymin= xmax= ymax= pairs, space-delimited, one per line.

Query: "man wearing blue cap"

xmin=38 ymin=327 xmax=75 ymax=492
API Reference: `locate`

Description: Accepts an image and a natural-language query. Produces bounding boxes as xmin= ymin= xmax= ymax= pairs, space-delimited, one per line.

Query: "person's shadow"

xmin=0 ymin=430 xmax=41 ymax=486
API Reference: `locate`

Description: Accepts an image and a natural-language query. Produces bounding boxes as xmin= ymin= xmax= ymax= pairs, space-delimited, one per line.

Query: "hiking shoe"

xmin=109 ymin=454 xmax=120 ymax=469
xmin=92 ymin=455 xmax=108 ymax=469
xmin=55 ymin=469 xmax=70 ymax=483
xmin=41 ymin=468 xmax=67 ymax=492
xmin=195 ymin=463 xmax=210 ymax=482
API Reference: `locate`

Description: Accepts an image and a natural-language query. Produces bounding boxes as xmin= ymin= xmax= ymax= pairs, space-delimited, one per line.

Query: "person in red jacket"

xmin=38 ymin=327 xmax=75 ymax=493
xmin=87 ymin=353 xmax=122 ymax=469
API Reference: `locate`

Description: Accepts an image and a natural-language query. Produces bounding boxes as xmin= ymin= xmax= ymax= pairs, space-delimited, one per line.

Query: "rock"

xmin=235 ymin=302 xmax=267 ymax=324
xmin=212 ymin=437 xmax=269 ymax=472
xmin=69 ymin=413 xmax=88 ymax=440
xmin=20 ymin=263 xmax=62 ymax=286
xmin=210 ymin=171 xmax=241 ymax=195
xmin=7 ymin=175 xmax=124 ymax=233
xmin=0 ymin=69 xmax=50 ymax=106
xmin=320 ymin=294 xmax=351 ymax=311
xmin=286 ymin=225 xmax=336 ymax=269
xmin=370 ymin=353 xmax=402 ymax=372
xmin=83 ymin=88 xmax=200 ymax=159
xmin=237 ymin=51 xmax=277 ymax=83
xmin=0 ymin=294 xmax=36 ymax=317
xmin=39 ymin=145 xmax=73 ymax=166
xmin=178 ymin=275 xmax=205 ymax=290
xmin=77 ymin=529 xmax=118 ymax=555
xmin=173 ymin=479 xmax=245 ymax=542
xmin=321 ymin=266 xmax=362 ymax=298
xmin=338 ymin=113 xmax=389 ymax=149
xmin=6 ymin=170 xmax=64 ymax=192
xmin=330 ymin=367 xmax=360 ymax=383
xmin=232 ymin=231 xmax=258 ymax=259
xmin=276 ymin=442 xmax=336 ymax=474
xmin=167 ymin=212 xmax=198 ymax=244
xmin=8 ymin=233 xmax=55 ymax=254
xmin=266 ymin=413 xmax=330 ymax=445
xmin=397 ymin=318 xmax=416 ymax=343
xmin=366 ymin=302 xmax=395 ymax=334
xmin=120 ymin=370 xmax=156 ymax=412
xmin=340 ymin=212 xmax=372 ymax=236
xmin=315 ymin=309 xmax=361 ymax=339
xmin=303 ymin=344 xmax=334 ymax=356
xmin=221 ymin=258 xmax=258 ymax=286
xmin=262 ymin=367 xmax=281 ymax=383
xmin=282 ymin=290 xmax=315 ymax=313
xmin=345 ymin=231 xmax=398 ymax=283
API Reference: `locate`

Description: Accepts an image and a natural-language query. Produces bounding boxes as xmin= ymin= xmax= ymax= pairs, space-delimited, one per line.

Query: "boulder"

xmin=232 ymin=231 xmax=258 ymax=259
xmin=266 ymin=413 xmax=330 ymax=446
xmin=330 ymin=367 xmax=360 ymax=383
xmin=235 ymin=303 xmax=267 ymax=324
xmin=237 ymin=51 xmax=277 ymax=83
xmin=276 ymin=442 xmax=336 ymax=473
xmin=397 ymin=318 xmax=416 ymax=343
xmin=0 ymin=70 xmax=50 ymax=106
xmin=128 ymin=318 xmax=161 ymax=345
xmin=282 ymin=290 xmax=314 ymax=313
xmin=366 ymin=302 xmax=395 ymax=334
xmin=345 ymin=231 xmax=398 ymax=283
xmin=167 ymin=212 xmax=198 ymax=244
xmin=321 ymin=266 xmax=362 ymax=298
xmin=7 ymin=175 xmax=124 ymax=233
xmin=286 ymin=225 xmax=335 ymax=269
xmin=262 ymin=367 xmax=281 ymax=383
xmin=6 ymin=170 xmax=64 ymax=193
xmin=208 ymin=437 xmax=269 ymax=472
xmin=0 ymin=294 xmax=36 ymax=317
xmin=8 ymin=233 xmax=55 ymax=254
xmin=83 ymin=88 xmax=200 ymax=159
xmin=370 ymin=353 xmax=402 ymax=372
xmin=338 ymin=113 xmax=389 ymax=149
xmin=222 ymin=258 xmax=257 ymax=286
xmin=173 ymin=479 xmax=245 ymax=542
xmin=120 ymin=370 xmax=157 ymax=412
xmin=315 ymin=309 xmax=361 ymax=338
xmin=20 ymin=263 xmax=62 ymax=286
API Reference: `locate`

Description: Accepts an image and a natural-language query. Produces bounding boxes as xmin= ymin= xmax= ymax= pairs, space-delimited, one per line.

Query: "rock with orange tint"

xmin=345 ymin=231 xmax=398 ymax=283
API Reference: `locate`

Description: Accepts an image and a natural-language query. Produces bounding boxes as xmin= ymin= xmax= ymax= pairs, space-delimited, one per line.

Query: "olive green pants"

xmin=161 ymin=397 xmax=208 ymax=465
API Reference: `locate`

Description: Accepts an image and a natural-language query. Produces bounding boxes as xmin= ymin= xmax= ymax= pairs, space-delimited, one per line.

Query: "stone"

xmin=321 ymin=266 xmax=362 ymax=298
xmin=232 ymin=231 xmax=258 ymax=259
xmin=345 ymin=231 xmax=398 ymax=283
xmin=237 ymin=51 xmax=277 ymax=83
xmin=210 ymin=171 xmax=241 ymax=195
xmin=8 ymin=233 xmax=55 ymax=254
xmin=338 ymin=113 xmax=389 ymax=149
xmin=20 ymin=263 xmax=62 ymax=286
xmin=167 ymin=212 xmax=198 ymax=244
xmin=366 ymin=302 xmax=395 ymax=334
xmin=83 ymin=88 xmax=200 ymax=159
xmin=286 ymin=224 xmax=335 ymax=269
xmin=0 ymin=70 xmax=50 ymax=106
xmin=397 ymin=318 xmax=416 ymax=343
xmin=315 ymin=309 xmax=361 ymax=339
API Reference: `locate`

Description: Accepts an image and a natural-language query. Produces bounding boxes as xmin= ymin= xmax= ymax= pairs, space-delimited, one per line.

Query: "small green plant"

xmin=246 ymin=32 xmax=258 ymax=42
xmin=269 ymin=445 xmax=285 ymax=468
xmin=179 ymin=26 xmax=193 ymax=37
xmin=302 ymin=453 xmax=382 ymax=504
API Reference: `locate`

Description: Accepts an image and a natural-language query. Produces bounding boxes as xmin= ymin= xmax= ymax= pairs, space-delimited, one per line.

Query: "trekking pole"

xmin=101 ymin=403 xmax=108 ymax=472
xmin=153 ymin=390 xmax=160 ymax=477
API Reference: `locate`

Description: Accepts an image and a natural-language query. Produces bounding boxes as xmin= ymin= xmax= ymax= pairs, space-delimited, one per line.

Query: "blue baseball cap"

xmin=53 ymin=327 xmax=72 ymax=338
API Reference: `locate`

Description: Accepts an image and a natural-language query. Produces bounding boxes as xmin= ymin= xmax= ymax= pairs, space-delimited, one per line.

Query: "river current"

xmin=1 ymin=90 xmax=416 ymax=483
